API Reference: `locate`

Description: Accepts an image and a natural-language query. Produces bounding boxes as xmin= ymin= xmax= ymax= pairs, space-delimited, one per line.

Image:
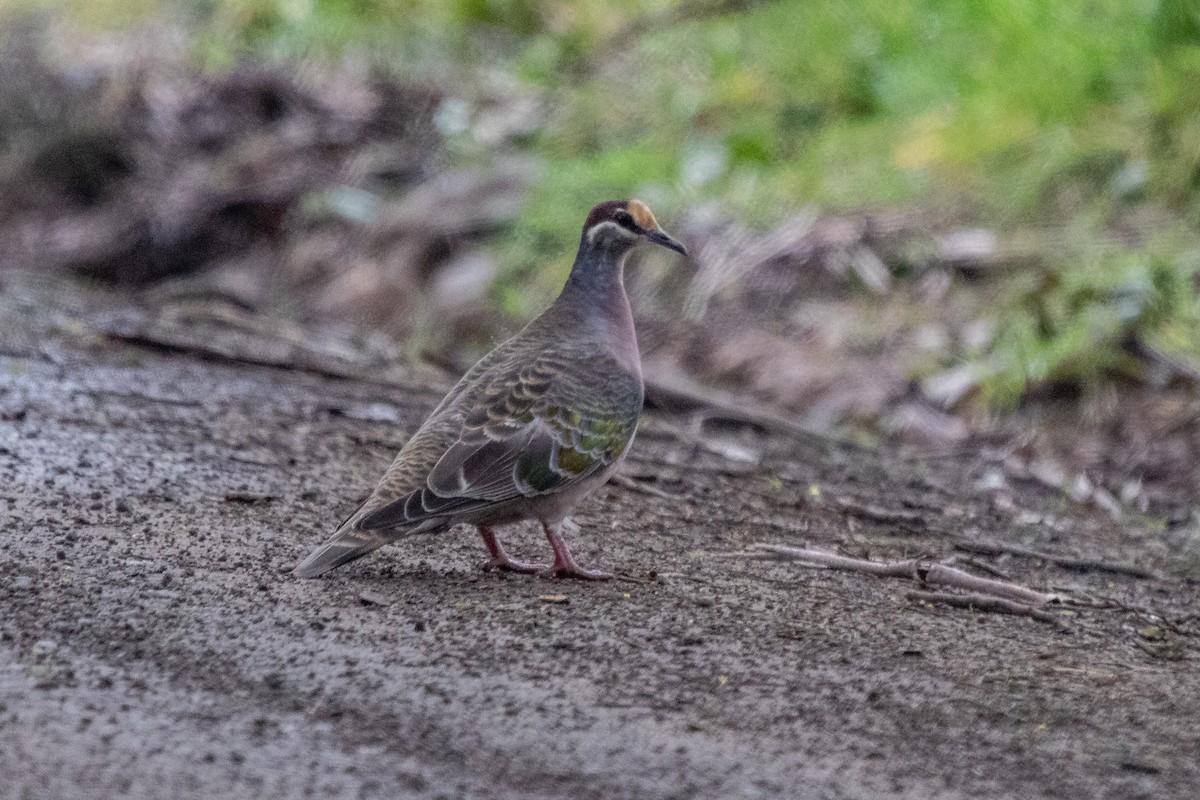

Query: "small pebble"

xmin=358 ymin=592 xmax=391 ymax=607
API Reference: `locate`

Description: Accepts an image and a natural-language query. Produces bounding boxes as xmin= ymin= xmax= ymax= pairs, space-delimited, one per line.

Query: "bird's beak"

xmin=644 ymin=228 xmax=687 ymax=257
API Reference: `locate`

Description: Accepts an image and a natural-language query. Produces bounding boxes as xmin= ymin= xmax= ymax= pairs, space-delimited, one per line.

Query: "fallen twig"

xmin=945 ymin=554 xmax=1012 ymax=580
xmin=906 ymin=591 xmax=1060 ymax=624
xmin=836 ymin=498 xmax=928 ymax=530
xmin=642 ymin=363 xmax=858 ymax=452
xmin=103 ymin=313 xmax=445 ymax=398
xmin=731 ymin=543 xmax=1057 ymax=606
xmin=78 ymin=387 xmax=205 ymax=408
xmin=1053 ymin=590 xmax=1194 ymax=636
xmin=952 ymin=540 xmax=1157 ymax=580
xmin=610 ymin=473 xmax=685 ymax=500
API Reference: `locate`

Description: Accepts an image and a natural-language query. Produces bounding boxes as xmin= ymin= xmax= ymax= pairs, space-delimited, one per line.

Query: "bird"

xmin=294 ymin=199 xmax=687 ymax=580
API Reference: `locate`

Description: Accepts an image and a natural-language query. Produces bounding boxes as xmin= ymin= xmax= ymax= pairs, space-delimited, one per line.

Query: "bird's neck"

xmin=551 ymin=240 xmax=640 ymax=371
xmin=562 ymin=237 xmax=630 ymax=302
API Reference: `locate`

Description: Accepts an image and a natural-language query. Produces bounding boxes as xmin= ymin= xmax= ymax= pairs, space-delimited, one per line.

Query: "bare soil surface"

xmin=2 ymin=274 xmax=1198 ymax=800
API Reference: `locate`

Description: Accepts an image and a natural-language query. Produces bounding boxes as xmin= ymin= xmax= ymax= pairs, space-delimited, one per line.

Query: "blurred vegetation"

xmin=9 ymin=0 xmax=1200 ymax=407
xmin=979 ymin=239 xmax=1200 ymax=406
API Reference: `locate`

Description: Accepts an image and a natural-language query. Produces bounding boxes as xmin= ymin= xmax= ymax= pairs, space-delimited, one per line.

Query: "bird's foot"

xmin=482 ymin=555 xmax=548 ymax=574
xmin=539 ymin=519 xmax=612 ymax=579
xmin=539 ymin=560 xmax=613 ymax=581
xmin=478 ymin=525 xmax=546 ymax=574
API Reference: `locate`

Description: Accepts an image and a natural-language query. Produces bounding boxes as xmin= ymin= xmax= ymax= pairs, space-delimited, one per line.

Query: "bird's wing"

xmin=356 ymin=349 xmax=642 ymax=531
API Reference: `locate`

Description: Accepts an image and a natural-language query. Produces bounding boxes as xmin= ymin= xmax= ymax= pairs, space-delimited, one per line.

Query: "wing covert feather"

xmin=357 ymin=346 xmax=641 ymax=532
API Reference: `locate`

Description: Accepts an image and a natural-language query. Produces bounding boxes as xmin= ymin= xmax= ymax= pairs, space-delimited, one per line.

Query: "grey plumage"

xmin=294 ymin=199 xmax=686 ymax=580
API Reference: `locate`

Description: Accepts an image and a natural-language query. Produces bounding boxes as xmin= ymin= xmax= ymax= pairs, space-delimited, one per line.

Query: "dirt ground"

xmin=1 ymin=273 xmax=1198 ymax=800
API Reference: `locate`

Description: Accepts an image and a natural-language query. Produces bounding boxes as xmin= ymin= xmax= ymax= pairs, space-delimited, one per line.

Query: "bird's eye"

xmin=614 ymin=211 xmax=635 ymax=228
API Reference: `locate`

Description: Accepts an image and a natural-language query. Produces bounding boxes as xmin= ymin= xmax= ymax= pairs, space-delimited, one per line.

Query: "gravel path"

xmin=2 ymin=275 xmax=1198 ymax=800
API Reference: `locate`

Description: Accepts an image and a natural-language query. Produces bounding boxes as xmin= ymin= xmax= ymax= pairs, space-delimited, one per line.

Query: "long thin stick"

xmin=952 ymin=540 xmax=1157 ymax=580
xmin=736 ymin=543 xmax=1058 ymax=606
xmin=642 ymin=365 xmax=857 ymax=451
xmin=907 ymin=591 xmax=1059 ymax=624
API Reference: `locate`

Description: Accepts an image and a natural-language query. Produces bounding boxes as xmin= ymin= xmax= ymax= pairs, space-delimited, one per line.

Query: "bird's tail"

xmin=294 ymin=501 xmax=448 ymax=577
xmin=292 ymin=518 xmax=397 ymax=578
xmin=294 ymin=491 xmax=454 ymax=578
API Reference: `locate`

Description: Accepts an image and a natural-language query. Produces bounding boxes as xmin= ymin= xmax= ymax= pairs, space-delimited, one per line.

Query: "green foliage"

xmin=46 ymin=2 xmax=1200 ymax=223
xmin=475 ymin=0 xmax=1199 ymax=273
xmin=979 ymin=242 xmax=1200 ymax=406
xmin=30 ymin=0 xmax=1200 ymax=406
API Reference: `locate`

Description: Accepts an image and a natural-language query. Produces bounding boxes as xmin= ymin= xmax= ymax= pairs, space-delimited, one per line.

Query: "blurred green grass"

xmin=12 ymin=0 xmax=1200 ymax=406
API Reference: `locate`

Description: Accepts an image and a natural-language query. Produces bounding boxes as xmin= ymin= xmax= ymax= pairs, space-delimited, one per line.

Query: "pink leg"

xmin=479 ymin=525 xmax=546 ymax=574
xmin=540 ymin=521 xmax=612 ymax=580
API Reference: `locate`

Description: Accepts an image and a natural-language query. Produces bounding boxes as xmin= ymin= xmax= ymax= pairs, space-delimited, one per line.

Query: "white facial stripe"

xmin=587 ymin=220 xmax=638 ymax=243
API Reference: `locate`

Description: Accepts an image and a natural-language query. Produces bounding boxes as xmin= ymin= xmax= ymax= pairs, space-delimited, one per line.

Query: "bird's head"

xmin=581 ymin=199 xmax=687 ymax=257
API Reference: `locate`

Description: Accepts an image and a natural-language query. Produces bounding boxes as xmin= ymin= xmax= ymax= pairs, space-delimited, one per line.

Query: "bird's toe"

xmin=483 ymin=556 xmax=549 ymax=574
xmin=539 ymin=564 xmax=614 ymax=581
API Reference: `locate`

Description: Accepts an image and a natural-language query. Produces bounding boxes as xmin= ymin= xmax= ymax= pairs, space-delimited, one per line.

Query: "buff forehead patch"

xmin=627 ymin=199 xmax=659 ymax=230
